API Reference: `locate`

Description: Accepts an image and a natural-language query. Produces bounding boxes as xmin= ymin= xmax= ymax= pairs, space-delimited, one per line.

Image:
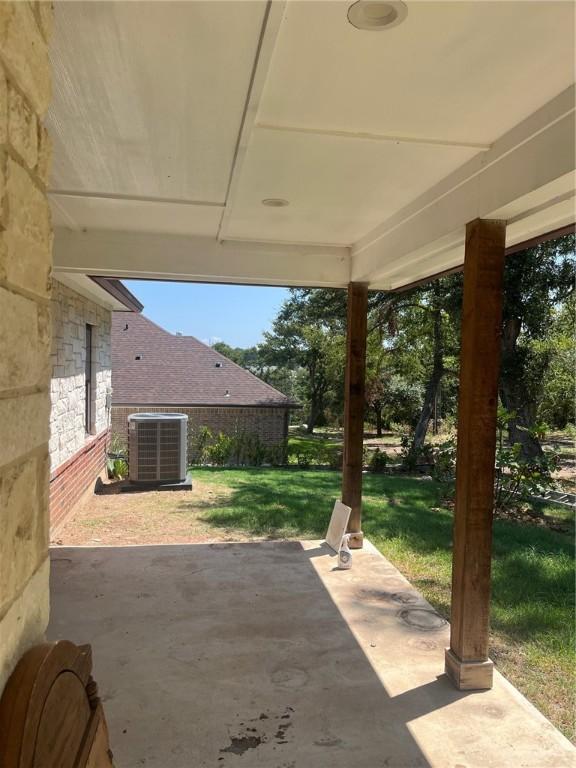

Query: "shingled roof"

xmin=111 ymin=313 xmax=296 ymax=408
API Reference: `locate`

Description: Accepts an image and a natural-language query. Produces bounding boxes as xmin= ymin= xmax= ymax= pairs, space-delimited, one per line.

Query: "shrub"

xmin=400 ymin=431 xmax=433 ymax=470
xmin=107 ymin=433 xmax=128 ymax=479
xmin=193 ymin=426 xmax=213 ymax=464
xmin=431 ymin=437 xmax=457 ymax=482
xmin=108 ymin=432 xmax=127 ymax=456
xmin=233 ymin=431 xmax=268 ymax=466
xmin=438 ymin=414 xmax=456 ymax=435
xmin=494 ymin=442 xmax=559 ymax=513
xmin=288 ymin=443 xmax=313 ymax=468
xmin=328 ymin=448 xmax=343 ymax=470
xmin=194 ymin=427 xmax=286 ymax=467
xmin=265 ymin=443 xmax=287 ymax=467
xmin=107 ymin=457 xmax=128 ymax=480
xmin=492 ymin=408 xmax=559 ymax=513
xmin=368 ymin=448 xmax=388 ymax=473
xmin=318 ymin=443 xmax=339 ymax=466
xmin=205 ymin=432 xmax=234 ymax=466
xmin=287 ymin=439 xmax=341 ymax=468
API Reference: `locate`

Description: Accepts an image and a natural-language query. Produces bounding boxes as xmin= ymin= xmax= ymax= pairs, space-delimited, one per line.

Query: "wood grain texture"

xmin=342 ymin=282 xmax=368 ymax=541
xmin=449 ymin=219 xmax=506 ymax=677
xmin=0 ymin=641 xmax=114 ymax=767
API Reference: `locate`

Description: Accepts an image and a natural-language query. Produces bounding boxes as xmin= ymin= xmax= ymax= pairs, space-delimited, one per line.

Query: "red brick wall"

xmin=111 ymin=406 xmax=289 ymax=462
xmin=49 ymin=428 xmax=109 ymax=532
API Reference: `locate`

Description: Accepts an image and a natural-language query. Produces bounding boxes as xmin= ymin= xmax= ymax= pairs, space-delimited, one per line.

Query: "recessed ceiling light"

xmin=347 ymin=1 xmax=407 ymax=31
xmin=262 ymin=198 xmax=289 ymax=207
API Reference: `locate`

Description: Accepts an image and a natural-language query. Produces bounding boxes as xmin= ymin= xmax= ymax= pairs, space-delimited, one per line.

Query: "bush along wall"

xmin=192 ymin=427 xmax=287 ymax=467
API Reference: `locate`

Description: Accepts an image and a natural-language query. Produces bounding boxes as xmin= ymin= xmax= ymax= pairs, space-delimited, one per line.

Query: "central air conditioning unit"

xmin=128 ymin=413 xmax=188 ymax=484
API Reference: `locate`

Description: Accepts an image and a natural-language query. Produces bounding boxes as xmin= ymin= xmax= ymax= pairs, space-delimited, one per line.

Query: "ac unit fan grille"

xmin=136 ymin=423 xmax=160 ymax=481
xmin=158 ymin=422 xmax=181 ymax=479
xmin=132 ymin=417 xmax=187 ymax=482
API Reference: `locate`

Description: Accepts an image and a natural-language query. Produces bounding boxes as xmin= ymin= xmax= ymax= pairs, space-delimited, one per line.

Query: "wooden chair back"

xmin=0 ymin=641 xmax=113 ymax=767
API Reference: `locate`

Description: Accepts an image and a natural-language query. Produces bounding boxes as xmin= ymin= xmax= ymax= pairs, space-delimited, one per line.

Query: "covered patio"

xmin=45 ymin=0 xmax=575 ymax=695
xmin=0 ymin=1 xmax=575 ymax=765
xmin=48 ymin=541 xmax=574 ymax=767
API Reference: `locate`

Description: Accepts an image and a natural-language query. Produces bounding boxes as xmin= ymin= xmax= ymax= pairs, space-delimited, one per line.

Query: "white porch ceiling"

xmin=49 ymin=1 xmax=576 ymax=289
xmin=49 ymin=1 xmax=266 ymax=203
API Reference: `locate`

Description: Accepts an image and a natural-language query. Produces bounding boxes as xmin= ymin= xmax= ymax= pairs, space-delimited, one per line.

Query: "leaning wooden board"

xmin=0 ymin=641 xmax=113 ymax=767
xmin=325 ymin=500 xmax=352 ymax=552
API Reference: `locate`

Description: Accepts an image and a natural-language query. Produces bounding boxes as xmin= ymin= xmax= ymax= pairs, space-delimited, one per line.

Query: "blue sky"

xmin=124 ymin=281 xmax=289 ymax=348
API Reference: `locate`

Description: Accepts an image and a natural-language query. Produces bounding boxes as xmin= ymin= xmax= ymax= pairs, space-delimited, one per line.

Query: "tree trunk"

xmin=411 ymin=306 xmax=443 ymax=457
xmin=433 ymin=389 xmax=439 ymax=435
xmin=306 ymin=356 xmax=325 ymax=433
xmin=499 ymin=317 xmax=543 ymax=458
xmin=307 ymin=385 xmax=325 ymax=434
xmin=374 ymin=404 xmax=383 ymax=437
xmin=306 ymin=404 xmax=318 ymax=433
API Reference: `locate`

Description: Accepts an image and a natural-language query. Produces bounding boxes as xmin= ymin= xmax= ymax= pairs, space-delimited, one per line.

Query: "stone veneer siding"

xmin=112 ymin=405 xmax=289 ymax=463
xmin=0 ymin=2 xmax=54 ymax=692
xmin=50 ymin=280 xmax=112 ymax=466
xmin=48 ymin=279 xmax=112 ymax=529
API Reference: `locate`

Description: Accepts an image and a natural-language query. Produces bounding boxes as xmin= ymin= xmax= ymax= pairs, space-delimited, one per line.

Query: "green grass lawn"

xmin=287 ymin=433 xmax=343 ymax=465
xmin=193 ymin=467 xmax=575 ymax=741
xmin=288 ymin=433 xmax=342 ymax=450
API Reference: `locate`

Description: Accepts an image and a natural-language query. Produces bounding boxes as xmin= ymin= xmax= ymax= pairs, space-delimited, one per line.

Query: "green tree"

xmin=378 ymin=276 xmax=461 ymax=458
xmin=500 ymin=235 xmax=574 ymax=456
xmin=212 ymin=341 xmax=250 ymax=367
xmin=214 ymin=233 xmax=575 ymax=456
xmin=213 ymin=340 xmax=300 ymax=400
xmin=535 ymin=295 xmax=575 ymax=430
xmin=261 ymin=290 xmax=345 ymax=433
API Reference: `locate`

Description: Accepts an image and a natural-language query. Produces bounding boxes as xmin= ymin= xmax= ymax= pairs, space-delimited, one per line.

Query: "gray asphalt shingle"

xmin=111 ymin=313 xmax=294 ymax=408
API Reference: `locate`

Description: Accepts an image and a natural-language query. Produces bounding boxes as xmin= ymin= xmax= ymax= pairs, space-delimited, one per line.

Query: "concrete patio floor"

xmin=48 ymin=540 xmax=575 ymax=768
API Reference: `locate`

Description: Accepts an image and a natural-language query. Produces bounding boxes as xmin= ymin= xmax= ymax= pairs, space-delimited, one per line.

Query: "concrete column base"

xmin=348 ymin=531 xmax=364 ymax=549
xmin=445 ymin=648 xmax=493 ymax=690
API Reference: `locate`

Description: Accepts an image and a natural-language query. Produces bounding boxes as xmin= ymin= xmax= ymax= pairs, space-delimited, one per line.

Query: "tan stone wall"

xmin=111 ymin=405 xmax=289 ymax=463
xmin=0 ymin=2 xmax=53 ymax=692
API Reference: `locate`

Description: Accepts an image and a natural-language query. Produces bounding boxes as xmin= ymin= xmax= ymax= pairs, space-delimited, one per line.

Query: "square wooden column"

xmin=445 ymin=219 xmax=506 ymax=690
xmin=342 ymin=282 xmax=368 ymax=549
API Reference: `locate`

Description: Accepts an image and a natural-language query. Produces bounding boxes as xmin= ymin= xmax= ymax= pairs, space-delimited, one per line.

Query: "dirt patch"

xmin=440 ymin=493 xmax=573 ymax=533
xmin=494 ymin=504 xmax=573 ymax=533
xmin=52 ymin=476 xmax=257 ymax=546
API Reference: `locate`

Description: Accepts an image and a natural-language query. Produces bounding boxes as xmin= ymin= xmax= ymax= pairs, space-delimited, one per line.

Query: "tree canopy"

xmin=213 ymin=233 xmax=575 ymax=449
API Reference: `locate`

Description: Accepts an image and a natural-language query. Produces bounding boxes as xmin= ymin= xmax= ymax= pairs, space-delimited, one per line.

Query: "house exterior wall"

xmin=0 ymin=2 xmax=53 ymax=692
xmin=49 ymin=430 xmax=109 ymax=533
xmin=111 ymin=405 xmax=289 ymax=463
xmin=49 ymin=279 xmax=112 ymax=530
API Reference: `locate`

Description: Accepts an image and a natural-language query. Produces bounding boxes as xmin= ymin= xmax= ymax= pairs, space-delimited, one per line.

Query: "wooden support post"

xmin=445 ymin=219 xmax=506 ymax=690
xmin=342 ymin=282 xmax=368 ymax=549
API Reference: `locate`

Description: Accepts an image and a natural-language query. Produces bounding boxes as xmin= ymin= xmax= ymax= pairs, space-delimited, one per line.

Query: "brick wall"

xmin=0 ymin=2 xmax=53 ymax=692
xmin=50 ymin=278 xmax=112 ymax=470
xmin=111 ymin=405 xmax=289 ymax=462
xmin=49 ymin=428 xmax=109 ymax=533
